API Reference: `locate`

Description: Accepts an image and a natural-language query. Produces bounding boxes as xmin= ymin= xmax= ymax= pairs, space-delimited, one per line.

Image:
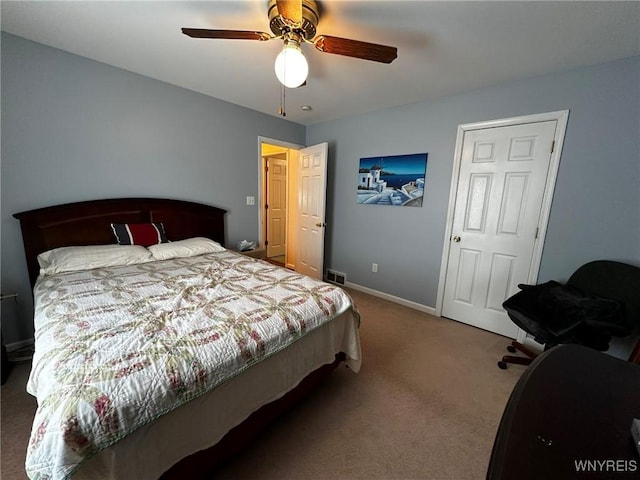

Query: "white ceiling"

xmin=2 ymin=1 xmax=639 ymax=126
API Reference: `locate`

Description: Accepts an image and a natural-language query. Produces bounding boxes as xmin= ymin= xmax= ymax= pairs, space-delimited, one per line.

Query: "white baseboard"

xmin=345 ymin=282 xmax=437 ymax=316
xmin=5 ymin=337 xmax=35 ymax=352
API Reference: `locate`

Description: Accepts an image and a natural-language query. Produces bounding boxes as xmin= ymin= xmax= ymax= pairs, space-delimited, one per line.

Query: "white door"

xmin=440 ymin=117 xmax=563 ymax=338
xmin=266 ymin=156 xmax=287 ymax=258
xmin=296 ymin=142 xmax=328 ymax=280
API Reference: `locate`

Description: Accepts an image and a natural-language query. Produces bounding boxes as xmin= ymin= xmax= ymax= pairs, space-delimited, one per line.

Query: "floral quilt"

xmin=26 ymin=250 xmax=357 ymax=480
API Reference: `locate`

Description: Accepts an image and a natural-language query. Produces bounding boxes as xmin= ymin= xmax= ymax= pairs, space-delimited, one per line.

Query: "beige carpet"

xmin=0 ymin=288 xmax=523 ymax=479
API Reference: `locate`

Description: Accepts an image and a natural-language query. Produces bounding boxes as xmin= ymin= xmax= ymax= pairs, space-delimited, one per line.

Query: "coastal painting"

xmin=357 ymin=153 xmax=428 ymax=206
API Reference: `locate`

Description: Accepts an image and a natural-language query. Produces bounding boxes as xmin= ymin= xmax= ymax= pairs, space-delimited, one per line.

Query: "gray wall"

xmin=2 ymin=32 xmax=639 ymax=348
xmin=308 ymin=56 xmax=640 ymax=311
xmin=1 ymin=33 xmax=305 ymax=344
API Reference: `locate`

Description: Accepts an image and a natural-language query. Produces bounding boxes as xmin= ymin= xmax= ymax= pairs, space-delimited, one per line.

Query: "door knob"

xmin=452 ymin=235 xmax=461 ymax=242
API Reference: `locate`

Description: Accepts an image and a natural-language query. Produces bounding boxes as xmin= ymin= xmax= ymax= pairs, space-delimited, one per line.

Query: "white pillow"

xmin=148 ymin=237 xmax=225 ymax=261
xmin=38 ymin=245 xmax=153 ymax=275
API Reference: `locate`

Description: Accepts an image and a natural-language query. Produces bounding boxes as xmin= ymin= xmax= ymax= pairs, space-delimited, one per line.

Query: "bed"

xmin=13 ymin=197 xmax=361 ymax=480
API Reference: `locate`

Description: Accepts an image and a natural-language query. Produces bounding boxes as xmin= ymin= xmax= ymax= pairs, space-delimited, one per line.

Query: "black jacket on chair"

xmin=503 ymin=280 xmax=628 ymax=351
xmin=498 ymin=260 xmax=640 ymax=369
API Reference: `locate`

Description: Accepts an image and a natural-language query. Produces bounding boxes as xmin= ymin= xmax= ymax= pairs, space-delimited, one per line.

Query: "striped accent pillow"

xmin=111 ymin=223 xmax=168 ymax=247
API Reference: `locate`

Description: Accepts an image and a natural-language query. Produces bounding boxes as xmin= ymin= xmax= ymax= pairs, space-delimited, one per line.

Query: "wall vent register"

xmin=326 ymin=269 xmax=346 ymax=285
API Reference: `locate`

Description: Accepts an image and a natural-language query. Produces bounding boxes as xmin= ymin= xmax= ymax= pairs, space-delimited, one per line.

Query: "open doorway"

xmin=263 ymin=151 xmax=288 ymax=266
xmin=259 ymin=138 xmax=302 ymax=270
xmin=259 ymin=138 xmax=329 ymax=279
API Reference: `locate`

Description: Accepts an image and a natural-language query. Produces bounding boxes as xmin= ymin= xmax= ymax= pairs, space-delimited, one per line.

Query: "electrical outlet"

xmin=372 ymin=263 xmax=378 ymax=273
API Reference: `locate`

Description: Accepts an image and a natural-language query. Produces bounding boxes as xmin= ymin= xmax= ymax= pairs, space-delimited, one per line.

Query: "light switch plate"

xmin=246 ymin=196 xmax=255 ymax=206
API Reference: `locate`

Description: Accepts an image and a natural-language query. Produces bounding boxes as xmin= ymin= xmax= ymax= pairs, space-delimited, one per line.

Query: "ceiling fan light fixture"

xmin=274 ymin=38 xmax=308 ymax=88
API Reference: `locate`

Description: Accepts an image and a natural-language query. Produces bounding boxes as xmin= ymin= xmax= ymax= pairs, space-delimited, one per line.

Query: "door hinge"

xmin=265 ymin=240 xmax=269 ymax=246
xmin=550 ymin=140 xmax=555 ymax=153
xmin=265 ymin=204 xmax=269 ymax=210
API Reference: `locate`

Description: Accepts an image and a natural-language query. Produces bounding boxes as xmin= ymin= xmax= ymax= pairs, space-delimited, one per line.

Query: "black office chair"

xmin=498 ymin=260 xmax=640 ymax=369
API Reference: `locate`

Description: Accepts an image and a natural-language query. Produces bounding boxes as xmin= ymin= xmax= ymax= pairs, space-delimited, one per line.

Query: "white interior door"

xmin=266 ymin=156 xmax=287 ymax=258
xmin=440 ymin=117 xmax=562 ymax=338
xmin=296 ymin=142 xmax=328 ymax=279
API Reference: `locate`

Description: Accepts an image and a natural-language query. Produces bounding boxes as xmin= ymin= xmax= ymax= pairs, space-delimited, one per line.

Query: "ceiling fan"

xmin=182 ymin=0 xmax=398 ymax=89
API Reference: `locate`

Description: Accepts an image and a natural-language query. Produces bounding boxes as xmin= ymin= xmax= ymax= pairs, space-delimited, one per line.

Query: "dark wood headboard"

xmin=13 ymin=198 xmax=227 ymax=286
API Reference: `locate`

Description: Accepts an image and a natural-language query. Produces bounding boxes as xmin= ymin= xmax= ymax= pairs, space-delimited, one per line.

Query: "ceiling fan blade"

xmin=181 ymin=28 xmax=272 ymax=41
xmin=276 ymin=0 xmax=303 ymax=25
xmin=314 ymin=35 xmax=398 ymax=64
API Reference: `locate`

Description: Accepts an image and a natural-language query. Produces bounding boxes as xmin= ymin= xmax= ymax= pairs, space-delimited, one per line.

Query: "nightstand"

xmin=1 ymin=293 xmax=18 ymax=385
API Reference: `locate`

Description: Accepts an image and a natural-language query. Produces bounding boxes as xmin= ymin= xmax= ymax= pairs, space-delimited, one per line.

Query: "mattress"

xmin=26 ymin=250 xmax=361 ymax=479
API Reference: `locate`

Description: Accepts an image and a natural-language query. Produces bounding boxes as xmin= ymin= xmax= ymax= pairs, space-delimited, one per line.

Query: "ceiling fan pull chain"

xmin=279 ymin=83 xmax=286 ymax=117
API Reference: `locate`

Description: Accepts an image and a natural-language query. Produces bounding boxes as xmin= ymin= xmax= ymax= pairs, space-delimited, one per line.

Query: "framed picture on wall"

xmin=356 ymin=153 xmax=428 ymax=206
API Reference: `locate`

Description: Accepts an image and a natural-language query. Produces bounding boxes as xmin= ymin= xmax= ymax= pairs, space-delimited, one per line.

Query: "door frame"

xmin=435 ymin=110 xmax=569 ymax=343
xmin=257 ymin=136 xmax=304 ymax=267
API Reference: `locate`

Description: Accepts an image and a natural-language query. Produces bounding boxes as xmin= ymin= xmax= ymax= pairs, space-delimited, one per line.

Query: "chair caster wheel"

xmin=498 ymin=361 xmax=508 ymax=370
xmin=507 ymin=345 xmax=517 ymax=353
